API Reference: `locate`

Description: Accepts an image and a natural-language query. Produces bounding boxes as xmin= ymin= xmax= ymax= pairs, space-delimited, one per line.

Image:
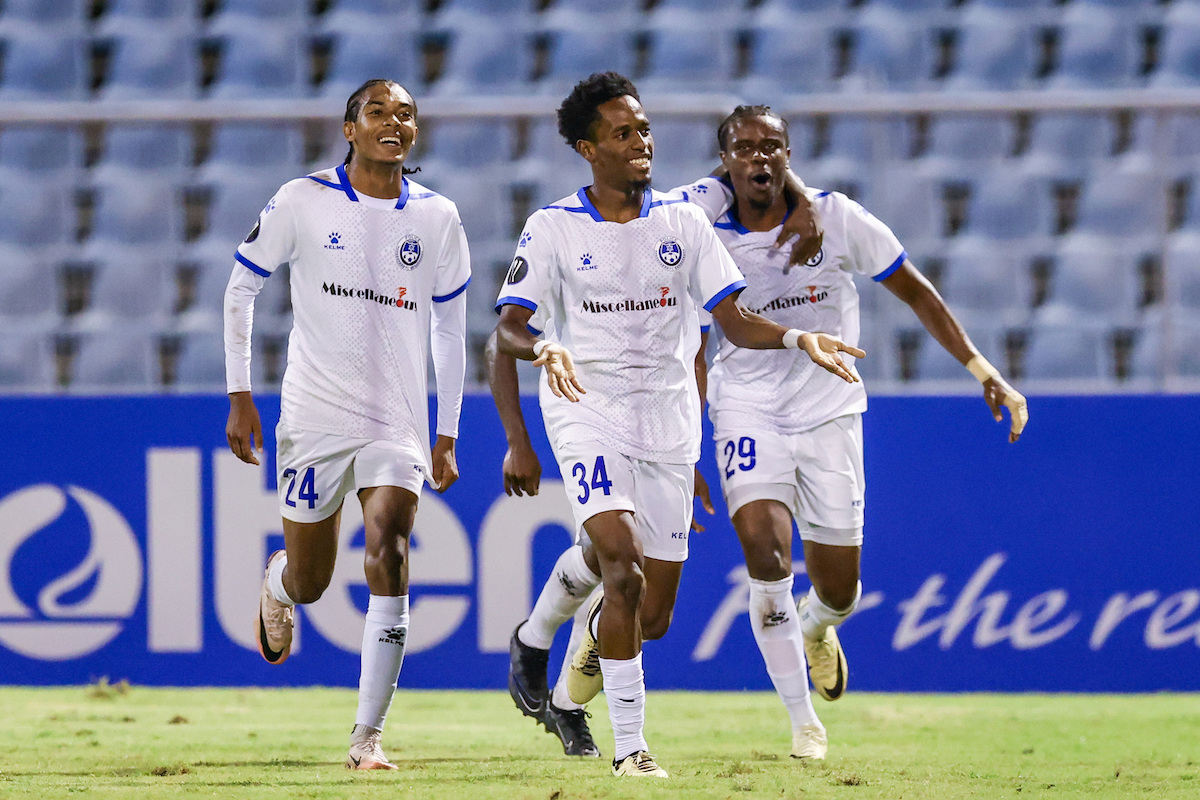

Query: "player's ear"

xmin=342 ymin=119 xmax=355 ymax=144
xmin=576 ymin=139 xmax=596 ymax=163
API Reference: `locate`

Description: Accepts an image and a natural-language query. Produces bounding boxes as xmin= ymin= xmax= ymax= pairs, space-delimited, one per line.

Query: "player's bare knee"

xmin=641 ymin=608 xmax=672 ymax=640
xmin=287 ymin=570 xmax=333 ymax=604
xmin=813 ymin=581 xmax=859 ymax=615
xmin=603 ymin=564 xmax=646 ymax=613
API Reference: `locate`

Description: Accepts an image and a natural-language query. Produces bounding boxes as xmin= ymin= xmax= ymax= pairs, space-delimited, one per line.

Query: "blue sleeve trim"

xmin=815 ymin=190 xmax=831 ymax=198
xmin=704 ymin=279 xmax=747 ymax=312
xmin=495 ymin=296 xmax=539 ymax=314
xmin=700 ymin=324 xmax=711 ymax=333
xmin=526 ymin=324 xmax=543 ymax=336
xmin=873 ymin=250 xmax=908 ymax=282
xmin=235 ymin=251 xmax=270 ymax=277
xmin=433 ymin=276 xmax=470 ymax=302
xmin=648 ymin=196 xmax=688 ymax=209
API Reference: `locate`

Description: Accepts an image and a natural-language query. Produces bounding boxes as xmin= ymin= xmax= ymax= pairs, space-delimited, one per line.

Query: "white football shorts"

xmin=554 ymin=439 xmax=694 ymax=563
xmin=714 ymin=413 xmax=864 ymax=546
xmin=275 ymin=421 xmax=427 ymax=524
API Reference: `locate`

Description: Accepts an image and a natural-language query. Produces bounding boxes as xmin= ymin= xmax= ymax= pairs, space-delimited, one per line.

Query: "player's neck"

xmin=734 ymin=193 xmax=788 ymax=232
xmin=585 ymin=182 xmax=646 ymax=223
xmin=344 ymin=159 xmax=406 ymax=199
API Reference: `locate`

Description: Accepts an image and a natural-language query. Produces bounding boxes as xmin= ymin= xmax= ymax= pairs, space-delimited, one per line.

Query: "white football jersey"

xmin=496 ymin=187 xmax=746 ymax=465
xmin=677 ymin=176 xmax=906 ymax=434
xmin=235 ymin=164 xmax=471 ymax=462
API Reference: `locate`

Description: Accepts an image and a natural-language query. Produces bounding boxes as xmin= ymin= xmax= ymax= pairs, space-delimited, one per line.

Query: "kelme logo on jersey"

xmin=325 ymin=232 xmax=346 ymax=251
xmin=751 ymin=286 xmax=829 ymax=315
xmin=397 ymin=235 xmax=422 ymax=269
xmin=506 ymin=256 xmax=528 ymax=285
xmin=657 ymin=238 xmax=684 ymax=269
xmin=582 ymin=288 xmax=677 ymax=314
xmin=0 ymin=485 xmax=143 ymax=661
xmin=322 ymin=281 xmax=417 ymax=311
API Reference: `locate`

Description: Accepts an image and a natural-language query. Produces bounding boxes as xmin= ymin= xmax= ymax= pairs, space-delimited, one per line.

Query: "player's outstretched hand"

xmin=800 ymin=333 xmax=866 ymax=384
xmin=226 ymin=391 xmax=263 ymax=466
xmin=691 ymin=467 xmax=715 ymax=533
xmin=775 ymin=194 xmax=824 ymax=267
xmin=431 ymin=435 xmax=460 ymax=493
xmin=983 ymin=377 xmax=1029 ymax=443
xmin=533 ymin=342 xmax=586 ymax=402
xmin=503 ymin=439 xmax=541 ymax=497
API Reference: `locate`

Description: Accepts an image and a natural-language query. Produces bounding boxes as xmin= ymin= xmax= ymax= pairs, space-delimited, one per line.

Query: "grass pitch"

xmin=0 ymin=686 xmax=1195 ymax=799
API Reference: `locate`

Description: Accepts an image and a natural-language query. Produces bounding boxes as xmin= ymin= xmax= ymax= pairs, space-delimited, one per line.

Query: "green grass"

xmin=0 ymin=686 xmax=1196 ymax=799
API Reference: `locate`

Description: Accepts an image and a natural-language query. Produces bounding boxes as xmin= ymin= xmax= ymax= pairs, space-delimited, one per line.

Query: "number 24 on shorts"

xmin=571 ymin=456 xmax=613 ymax=504
xmin=723 ymin=437 xmax=756 ymax=479
xmin=282 ymin=466 xmax=320 ymax=509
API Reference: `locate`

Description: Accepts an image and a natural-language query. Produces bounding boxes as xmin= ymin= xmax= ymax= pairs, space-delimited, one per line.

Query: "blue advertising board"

xmin=1 ymin=395 xmax=1196 ymax=691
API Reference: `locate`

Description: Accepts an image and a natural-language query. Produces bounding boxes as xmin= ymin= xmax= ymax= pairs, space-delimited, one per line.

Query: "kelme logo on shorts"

xmin=506 ymin=256 xmax=528 ymax=284
xmin=397 ymin=235 xmax=422 ymax=269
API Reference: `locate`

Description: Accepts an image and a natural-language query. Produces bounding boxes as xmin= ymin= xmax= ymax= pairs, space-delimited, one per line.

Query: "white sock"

xmin=749 ymin=576 xmax=820 ymax=731
xmin=519 ymin=545 xmax=601 ymax=650
xmin=600 ymin=653 xmax=648 ymax=762
xmin=550 ymin=593 xmax=595 ymax=710
xmin=268 ymin=552 xmax=295 ymax=606
xmin=799 ymin=582 xmax=861 ymax=641
xmin=355 ymin=594 xmax=409 ymax=731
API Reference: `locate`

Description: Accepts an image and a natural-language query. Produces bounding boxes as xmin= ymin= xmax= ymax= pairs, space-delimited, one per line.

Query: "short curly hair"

xmin=717 ymin=105 xmax=789 ymax=152
xmin=557 ymin=71 xmax=641 ymax=150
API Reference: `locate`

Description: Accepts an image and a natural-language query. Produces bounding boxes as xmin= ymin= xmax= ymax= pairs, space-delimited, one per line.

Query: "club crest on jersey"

xmin=397 ymin=235 xmax=422 ymax=269
xmin=805 ymin=248 xmax=825 ymax=268
xmin=506 ymin=256 xmax=529 ymax=284
xmin=657 ymin=237 xmax=684 ymax=269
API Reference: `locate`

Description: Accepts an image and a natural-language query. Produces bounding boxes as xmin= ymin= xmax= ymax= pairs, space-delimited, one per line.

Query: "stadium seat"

xmin=170 ymin=332 xmax=227 ymax=392
xmin=0 ymin=246 xmax=59 ymax=334
xmin=871 ymin=166 xmax=944 ymax=252
xmin=428 ymin=26 xmax=535 ymax=96
xmin=938 ymin=245 xmax=1034 ymax=327
xmin=0 ymin=0 xmax=87 ymax=36
xmin=70 ymin=254 xmax=173 ymax=334
xmin=97 ymin=32 xmax=200 ymax=100
xmin=644 ymin=0 xmax=742 ymax=29
xmin=198 ymin=122 xmax=306 ymax=187
xmin=915 ymin=323 xmax=1007 ymax=383
xmin=70 ymin=331 xmax=161 ymax=391
xmin=918 ymin=116 xmax=1015 ymax=179
xmin=318 ymin=0 xmax=422 ymax=35
xmin=206 ymin=0 xmax=312 ymax=36
xmin=92 ymin=124 xmax=193 ymax=185
xmin=741 ymin=21 xmax=839 ymax=99
xmin=0 ymin=331 xmax=55 ymax=391
xmin=1046 ymin=7 xmax=1141 ymax=90
xmin=1021 ymin=320 xmax=1111 ymax=383
xmin=540 ymin=25 xmax=638 ymax=95
xmin=945 ymin=10 xmax=1038 ymax=91
xmin=0 ymin=31 xmax=88 ymax=101
xmin=649 ymin=118 xmax=719 ymax=169
xmin=1170 ymin=318 xmax=1200 ymax=379
xmin=419 ymin=118 xmax=517 ymax=173
xmin=1164 ymin=231 xmax=1200 ymax=312
xmin=94 ymin=0 xmax=198 ymax=37
xmin=0 ymin=184 xmax=73 ymax=253
xmin=513 ymin=118 xmax=591 ymax=188
xmin=639 ymin=25 xmax=738 ymax=94
xmin=1125 ymin=316 xmax=1164 ymax=384
xmin=416 ymin=173 xmax=511 ymax=243
xmin=81 ymin=180 xmax=184 ymax=262
xmin=842 ymin=8 xmax=937 ymax=91
xmin=1045 ymin=235 xmax=1143 ymax=325
xmin=1150 ymin=10 xmax=1200 ymax=88
xmin=1020 ymin=112 xmax=1117 ymax=181
xmin=850 ymin=316 xmax=897 ymax=384
xmin=1070 ymin=170 xmax=1168 ymax=247
xmin=0 ymin=124 xmax=85 ymax=187
xmin=542 ymin=0 xmax=640 ymax=30
xmin=207 ymin=29 xmax=309 ymax=100
xmin=318 ymin=27 xmax=424 ymax=99
xmin=957 ymin=171 xmax=1055 ymax=245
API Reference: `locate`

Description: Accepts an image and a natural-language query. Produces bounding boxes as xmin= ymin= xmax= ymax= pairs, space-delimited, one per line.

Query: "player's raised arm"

xmin=495 ymin=303 xmax=585 ymax=402
xmin=774 ymin=168 xmax=824 ymax=266
xmin=485 ymin=330 xmax=542 ymax=496
xmin=709 ymin=292 xmax=865 ymax=384
xmin=881 ymin=259 xmax=1028 ymax=442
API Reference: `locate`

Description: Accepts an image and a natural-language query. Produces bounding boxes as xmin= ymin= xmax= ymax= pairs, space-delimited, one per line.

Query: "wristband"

xmin=532 ymin=339 xmax=550 ymax=358
xmin=966 ymin=354 xmax=1001 ymax=383
xmin=781 ymin=329 xmax=805 ymax=350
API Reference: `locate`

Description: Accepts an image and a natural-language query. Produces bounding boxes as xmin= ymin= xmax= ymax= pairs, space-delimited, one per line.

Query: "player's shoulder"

xmin=401 ymin=177 xmax=459 ymax=217
xmin=655 ymin=189 xmax=715 ymax=231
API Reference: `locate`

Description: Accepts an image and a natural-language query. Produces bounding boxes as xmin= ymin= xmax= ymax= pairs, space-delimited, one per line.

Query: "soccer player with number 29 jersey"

xmin=223 ymin=80 xmax=470 ymax=770
xmin=493 ymin=73 xmax=862 ymax=779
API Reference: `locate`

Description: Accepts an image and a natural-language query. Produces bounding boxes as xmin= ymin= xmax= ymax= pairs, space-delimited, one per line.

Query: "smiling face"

xmin=720 ymin=114 xmax=790 ymax=211
xmin=343 ymin=82 xmax=418 ymax=168
xmin=577 ymin=94 xmax=653 ymax=193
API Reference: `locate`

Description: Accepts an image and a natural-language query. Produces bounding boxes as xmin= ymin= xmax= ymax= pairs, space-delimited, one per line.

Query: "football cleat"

xmin=256 ymin=550 xmax=293 ymax=665
xmin=508 ymin=622 xmax=550 ymax=720
xmin=543 ymin=702 xmax=600 ymax=757
xmin=566 ymin=592 xmax=604 ymax=705
xmin=790 ymin=724 xmax=828 ymax=760
xmin=612 ymin=750 xmax=668 ymax=778
xmin=346 ymin=725 xmax=398 ymax=770
xmin=797 ymin=595 xmax=848 ymax=701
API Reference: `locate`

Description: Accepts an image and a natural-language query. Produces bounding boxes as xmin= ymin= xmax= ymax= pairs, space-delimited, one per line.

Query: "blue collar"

xmin=718 ymin=196 xmax=794 ymax=235
xmin=575 ymin=186 xmax=653 ymax=222
xmin=310 ymin=165 xmax=409 ymax=209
